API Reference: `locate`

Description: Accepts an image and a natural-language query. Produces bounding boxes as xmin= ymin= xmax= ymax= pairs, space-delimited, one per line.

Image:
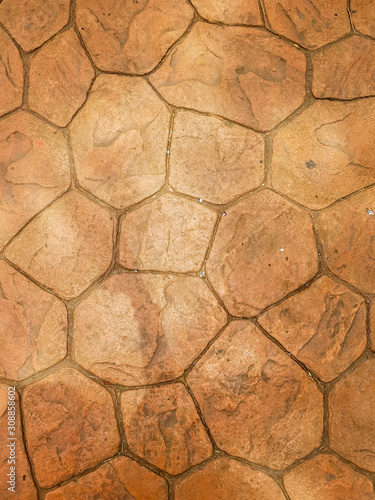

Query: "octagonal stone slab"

xmin=191 ymin=0 xmax=262 ymax=24
xmin=351 ymin=0 xmax=375 ymax=37
xmin=0 ymin=27 xmax=23 ymax=118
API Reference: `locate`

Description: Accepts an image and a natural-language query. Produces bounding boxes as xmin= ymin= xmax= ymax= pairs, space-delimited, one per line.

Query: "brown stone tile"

xmin=73 ymin=273 xmax=226 ymax=385
xmin=119 ymin=194 xmax=216 ymax=272
xmin=28 ymin=29 xmax=95 ymax=127
xmin=150 ymin=23 xmax=306 ymax=130
xmin=258 ymin=276 xmax=366 ymax=381
xmin=187 ymin=321 xmax=323 ymax=468
xmin=76 ymin=0 xmax=194 ymax=74
xmin=0 ymin=27 xmax=23 ymax=117
xmin=0 ymin=0 xmax=70 ymax=52
xmin=121 ymin=383 xmax=212 ymax=474
xmin=71 ymin=75 xmax=169 ymax=209
xmin=5 ymin=191 xmax=114 ymax=300
xmin=169 ymin=112 xmax=265 ymax=204
xmin=271 ymin=99 xmax=375 ymax=209
xmin=22 ymin=368 xmax=120 ymax=488
xmin=175 ymin=456 xmax=285 ymax=500
xmin=191 ymin=0 xmax=262 ymax=25
xmin=351 ymin=0 xmax=375 ymax=37
xmin=206 ymin=189 xmax=318 ymax=316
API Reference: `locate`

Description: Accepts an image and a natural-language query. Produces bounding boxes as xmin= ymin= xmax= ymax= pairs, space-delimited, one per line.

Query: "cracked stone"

xmin=0 ymin=27 xmax=23 ymax=118
xmin=351 ymin=0 xmax=375 ymax=37
xmin=191 ymin=0 xmax=262 ymax=25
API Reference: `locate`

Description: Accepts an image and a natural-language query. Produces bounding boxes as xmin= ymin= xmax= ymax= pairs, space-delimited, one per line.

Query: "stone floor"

xmin=0 ymin=0 xmax=375 ymax=499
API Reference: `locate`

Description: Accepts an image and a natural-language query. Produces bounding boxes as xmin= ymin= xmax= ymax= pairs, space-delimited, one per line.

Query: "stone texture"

xmin=191 ymin=0 xmax=262 ymax=25
xmin=271 ymin=99 xmax=375 ymax=209
xmin=0 ymin=27 xmax=23 ymax=117
xmin=76 ymin=0 xmax=194 ymax=74
xmin=187 ymin=321 xmax=323 ymax=468
xmin=351 ymin=0 xmax=375 ymax=37
xmin=22 ymin=368 xmax=120 ymax=488
xmin=71 ymin=75 xmax=170 ymax=209
xmin=206 ymin=189 xmax=318 ymax=316
xmin=73 ymin=273 xmax=226 ymax=385
xmin=121 ymin=383 xmax=212 ymax=474
xmin=150 ymin=23 xmax=306 ymax=130
xmin=0 ymin=111 xmax=70 ymax=250
xmin=259 ymin=276 xmax=366 ymax=381
xmin=371 ymin=300 xmax=375 ymax=350
xmin=5 ymin=191 xmax=114 ymax=300
xmin=119 ymin=194 xmax=217 ymax=272
xmin=169 ymin=112 xmax=265 ymax=204
xmin=28 ymin=29 xmax=95 ymax=127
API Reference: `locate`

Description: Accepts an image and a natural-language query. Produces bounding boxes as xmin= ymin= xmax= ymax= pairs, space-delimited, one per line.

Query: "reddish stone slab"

xmin=191 ymin=0 xmax=262 ymax=25
xmin=351 ymin=0 xmax=375 ymax=37
xmin=0 ymin=27 xmax=23 ymax=118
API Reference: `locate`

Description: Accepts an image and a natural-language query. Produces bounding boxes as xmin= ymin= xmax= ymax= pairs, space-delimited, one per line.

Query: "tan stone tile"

xmin=150 ymin=23 xmax=306 ymax=130
xmin=71 ymin=75 xmax=170 ymax=209
xmin=0 ymin=27 xmax=23 ymax=117
xmin=73 ymin=273 xmax=226 ymax=386
xmin=191 ymin=0 xmax=262 ymax=24
xmin=187 ymin=321 xmax=323 ymax=468
xmin=5 ymin=191 xmax=114 ymax=300
xmin=22 ymin=368 xmax=120 ymax=488
xmin=351 ymin=0 xmax=375 ymax=37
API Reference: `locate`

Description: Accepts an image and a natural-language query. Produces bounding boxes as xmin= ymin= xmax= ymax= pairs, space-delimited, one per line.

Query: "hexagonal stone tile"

xmin=191 ymin=0 xmax=262 ymax=24
xmin=259 ymin=276 xmax=366 ymax=381
xmin=22 ymin=368 xmax=120 ymax=488
xmin=150 ymin=23 xmax=306 ymax=130
xmin=0 ymin=110 xmax=70 ymax=250
xmin=71 ymin=75 xmax=170 ymax=209
xmin=76 ymin=0 xmax=194 ymax=74
xmin=119 ymin=194 xmax=217 ymax=272
xmin=5 ymin=191 xmax=114 ymax=300
xmin=169 ymin=112 xmax=265 ymax=204
xmin=28 ymin=29 xmax=95 ymax=127
xmin=271 ymin=99 xmax=375 ymax=209
xmin=0 ymin=27 xmax=23 ymax=117
xmin=206 ymin=189 xmax=318 ymax=316
xmin=121 ymin=383 xmax=212 ymax=474
xmin=187 ymin=321 xmax=323 ymax=469
xmin=73 ymin=273 xmax=226 ymax=385
xmin=351 ymin=0 xmax=375 ymax=37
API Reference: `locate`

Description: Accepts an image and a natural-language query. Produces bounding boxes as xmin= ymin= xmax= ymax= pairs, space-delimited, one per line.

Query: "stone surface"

xmin=191 ymin=0 xmax=262 ymax=25
xmin=121 ymin=383 xmax=212 ymax=474
xmin=0 ymin=27 xmax=23 ymax=117
xmin=187 ymin=321 xmax=323 ymax=468
xmin=259 ymin=276 xmax=366 ymax=381
xmin=76 ymin=0 xmax=194 ymax=74
xmin=371 ymin=300 xmax=375 ymax=350
xmin=71 ymin=75 xmax=170 ymax=209
xmin=73 ymin=273 xmax=226 ymax=385
xmin=150 ymin=23 xmax=306 ymax=130
xmin=5 ymin=191 xmax=114 ymax=299
xmin=271 ymin=99 xmax=375 ymax=209
xmin=351 ymin=0 xmax=375 ymax=37
xmin=28 ymin=29 xmax=95 ymax=127
xmin=22 ymin=368 xmax=120 ymax=488
xmin=206 ymin=189 xmax=318 ymax=316
xmin=169 ymin=112 xmax=265 ymax=204
xmin=119 ymin=194 xmax=217 ymax=272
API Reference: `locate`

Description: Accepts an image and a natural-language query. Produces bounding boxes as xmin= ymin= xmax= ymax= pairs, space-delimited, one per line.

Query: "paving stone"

xmin=191 ymin=0 xmax=262 ymax=25
xmin=206 ymin=189 xmax=318 ymax=316
xmin=119 ymin=194 xmax=217 ymax=272
xmin=169 ymin=112 xmax=265 ymax=204
xmin=0 ymin=27 xmax=23 ymax=117
xmin=150 ymin=23 xmax=306 ymax=130
xmin=71 ymin=75 xmax=170 ymax=209
xmin=0 ymin=111 xmax=70 ymax=250
xmin=271 ymin=99 xmax=375 ymax=209
xmin=121 ymin=383 xmax=212 ymax=474
xmin=22 ymin=368 xmax=120 ymax=488
xmin=28 ymin=29 xmax=95 ymax=127
xmin=5 ymin=191 xmax=114 ymax=300
xmin=74 ymin=273 xmax=226 ymax=386
xmin=351 ymin=0 xmax=375 ymax=37
xmin=259 ymin=276 xmax=366 ymax=381
xmin=76 ymin=0 xmax=194 ymax=74
xmin=187 ymin=321 xmax=323 ymax=468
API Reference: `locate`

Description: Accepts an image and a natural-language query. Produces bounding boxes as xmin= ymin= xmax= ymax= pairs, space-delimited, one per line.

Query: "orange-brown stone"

xmin=371 ymin=300 xmax=375 ymax=351
xmin=191 ymin=0 xmax=262 ymax=25
xmin=351 ymin=0 xmax=375 ymax=37
xmin=0 ymin=27 xmax=23 ymax=117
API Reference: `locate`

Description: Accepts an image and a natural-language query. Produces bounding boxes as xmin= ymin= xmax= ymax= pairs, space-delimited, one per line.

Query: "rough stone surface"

xmin=351 ymin=0 xmax=375 ymax=37
xmin=187 ymin=321 xmax=323 ymax=468
xmin=150 ymin=23 xmax=306 ymax=130
xmin=191 ymin=0 xmax=262 ymax=25
xmin=0 ymin=27 xmax=23 ymax=117
xmin=371 ymin=300 xmax=375 ymax=351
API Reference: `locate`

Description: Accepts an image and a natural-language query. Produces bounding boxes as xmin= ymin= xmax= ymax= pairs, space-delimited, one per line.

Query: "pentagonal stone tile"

xmin=71 ymin=75 xmax=170 ymax=209
xmin=351 ymin=0 xmax=375 ymax=37
xmin=271 ymin=99 xmax=375 ymax=209
xmin=187 ymin=321 xmax=323 ymax=468
xmin=0 ymin=0 xmax=70 ymax=52
xmin=5 ymin=191 xmax=114 ymax=300
xmin=73 ymin=273 xmax=226 ymax=385
xmin=76 ymin=0 xmax=194 ymax=74
xmin=259 ymin=277 xmax=366 ymax=381
xmin=0 ymin=27 xmax=23 ymax=117
xmin=28 ymin=29 xmax=95 ymax=127
xmin=0 ymin=110 xmax=70 ymax=250
xmin=206 ymin=189 xmax=318 ymax=316
xmin=22 ymin=368 xmax=120 ymax=488
xmin=169 ymin=112 xmax=265 ymax=204
xmin=191 ymin=0 xmax=262 ymax=24
xmin=119 ymin=194 xmax=217 ymax=272
xmin=150 ymin=23 xmax=306 ymax=130
xmin=121 ymin=383 xmax=212 ymax=474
